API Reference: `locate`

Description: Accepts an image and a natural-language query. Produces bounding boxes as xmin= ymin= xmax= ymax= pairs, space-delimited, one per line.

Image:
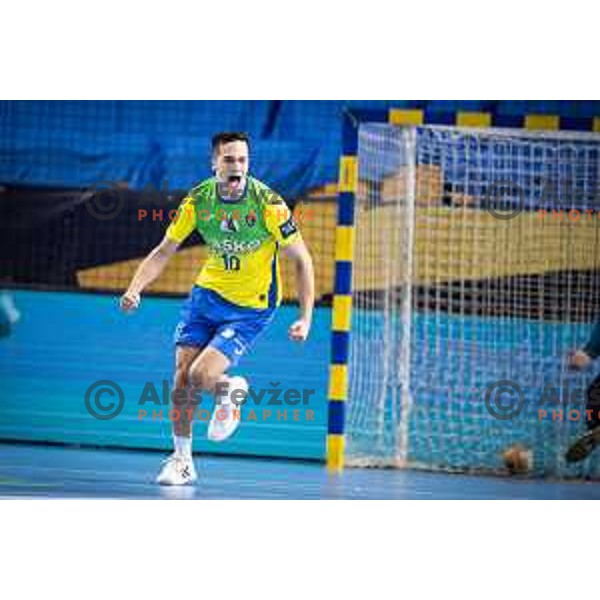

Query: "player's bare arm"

xmin=282 ymin=239 xmax=314 ymax=342
xmin=120 ymin=236 xmax=179 ymax=312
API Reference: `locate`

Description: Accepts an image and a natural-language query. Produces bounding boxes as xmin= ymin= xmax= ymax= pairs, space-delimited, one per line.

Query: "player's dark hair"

xmin=212 ymin=132 xmax=250 ymax=155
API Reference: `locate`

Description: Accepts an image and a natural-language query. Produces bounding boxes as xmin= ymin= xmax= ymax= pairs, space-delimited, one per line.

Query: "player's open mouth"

xmin=228 ymin=175 xmax=243 ymax=190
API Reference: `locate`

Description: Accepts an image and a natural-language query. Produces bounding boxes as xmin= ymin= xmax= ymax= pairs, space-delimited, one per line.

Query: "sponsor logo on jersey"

xmin=279 ymin=216 xmax=298 ymax=239
xmin=210 ymin=238 xmax=263 ymax=254
xmin=220 ymin=215 xmax=240 ymax=233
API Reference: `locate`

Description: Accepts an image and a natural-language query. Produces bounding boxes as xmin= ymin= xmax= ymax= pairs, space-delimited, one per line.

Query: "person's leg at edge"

xmin=566 ymin=373 xmax=600 ymax=463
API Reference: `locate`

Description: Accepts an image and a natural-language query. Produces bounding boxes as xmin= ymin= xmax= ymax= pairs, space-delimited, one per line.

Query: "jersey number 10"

xmin=222 ymin=255 xmax=241 ymax=271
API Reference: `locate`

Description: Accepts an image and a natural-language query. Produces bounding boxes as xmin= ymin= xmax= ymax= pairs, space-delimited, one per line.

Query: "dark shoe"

xmin=565 ymin=427 xmax=600 ymax=463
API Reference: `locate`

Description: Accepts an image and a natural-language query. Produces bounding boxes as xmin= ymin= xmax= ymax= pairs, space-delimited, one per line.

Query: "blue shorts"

xmin=174 ymin=286 xmax=276 ymax=366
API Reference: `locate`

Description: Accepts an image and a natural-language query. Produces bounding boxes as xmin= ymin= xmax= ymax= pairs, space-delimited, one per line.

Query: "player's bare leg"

xmin=156 ymin=345 xmax=202 ymax=485
xmin=188 ymin=346 xmax=247 ymax=443
xmin=173 ymin=345 xmax=203 ymax=439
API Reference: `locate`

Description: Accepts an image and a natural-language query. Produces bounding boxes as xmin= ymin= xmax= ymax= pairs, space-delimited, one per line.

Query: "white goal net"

xmin=346 ymin=124 xmax=600 ymax=478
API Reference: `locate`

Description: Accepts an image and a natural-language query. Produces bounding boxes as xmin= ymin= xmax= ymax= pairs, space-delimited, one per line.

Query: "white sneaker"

xmin=155 ymin=453 xmax=197 ymax=486
xmin=208 ymin=376 xmax=247 ymax=442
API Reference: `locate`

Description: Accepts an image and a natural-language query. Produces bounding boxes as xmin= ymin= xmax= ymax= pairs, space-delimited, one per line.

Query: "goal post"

xmin=327 ymin=107 xmax=600 ymax=477
xmin=326 ymin=112 xmax=359 ymax=472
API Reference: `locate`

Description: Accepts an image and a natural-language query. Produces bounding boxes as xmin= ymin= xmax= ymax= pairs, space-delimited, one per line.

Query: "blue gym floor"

xmin=2 ymin=442 xmax=600 ymax=499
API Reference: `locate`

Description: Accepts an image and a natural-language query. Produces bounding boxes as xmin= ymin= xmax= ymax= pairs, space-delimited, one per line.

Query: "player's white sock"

xmin=208 ymin=376 xmax=246 ymax=442
xmin=173 ymin=435 xmax=192 ymax=458
xmin=215 ymin=375 xmax=247 ymax=406
xmin=215 ymin=375 xmax=233 ymax=405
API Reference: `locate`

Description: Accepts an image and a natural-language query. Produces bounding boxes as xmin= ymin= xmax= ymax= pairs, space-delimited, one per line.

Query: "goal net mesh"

xmin=346 ymin=124 xmax=600 ymax=478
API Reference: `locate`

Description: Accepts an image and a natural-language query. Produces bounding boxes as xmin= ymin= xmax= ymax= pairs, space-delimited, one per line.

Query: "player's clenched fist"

xmin=288 ymin=318 xmax=310 ymax=342
xmin=120 ymin=290 xmax=141 ymax=313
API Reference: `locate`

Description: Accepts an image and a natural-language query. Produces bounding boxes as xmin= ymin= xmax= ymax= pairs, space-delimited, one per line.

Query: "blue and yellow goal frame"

xmin=325 ymin=105 xmax=600 ymax=472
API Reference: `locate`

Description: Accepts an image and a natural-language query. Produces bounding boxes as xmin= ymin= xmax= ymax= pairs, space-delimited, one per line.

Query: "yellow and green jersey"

xmin=166 ymin=176 xmax=302 ymax=310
